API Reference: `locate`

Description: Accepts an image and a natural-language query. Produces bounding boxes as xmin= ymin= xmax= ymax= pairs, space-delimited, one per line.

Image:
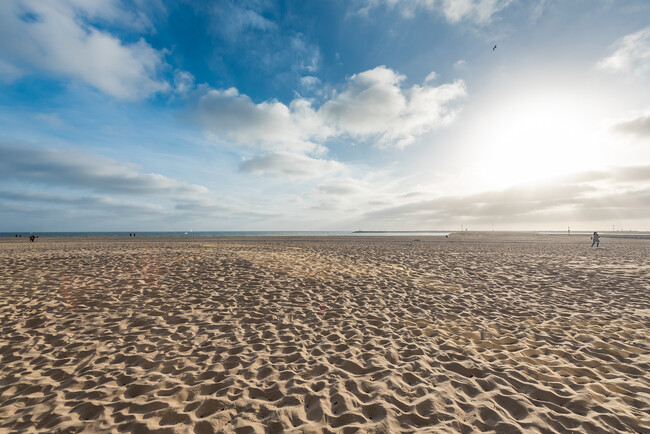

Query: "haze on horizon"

xmin=1 ymin=0 xmax=649 ymax=232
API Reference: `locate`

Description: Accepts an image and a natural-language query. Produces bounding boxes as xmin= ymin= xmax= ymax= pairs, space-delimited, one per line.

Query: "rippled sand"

xmin=0 ymin=234 xmax=648 ymax=433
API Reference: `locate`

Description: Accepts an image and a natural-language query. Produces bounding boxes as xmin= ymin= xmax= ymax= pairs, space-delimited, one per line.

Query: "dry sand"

xmin=0 ymin=234 xmax=648 ymax=433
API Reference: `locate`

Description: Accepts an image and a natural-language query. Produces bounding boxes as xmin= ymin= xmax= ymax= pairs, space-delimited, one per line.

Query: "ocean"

xmin=1 ymin=231 xmax=452 ymax=238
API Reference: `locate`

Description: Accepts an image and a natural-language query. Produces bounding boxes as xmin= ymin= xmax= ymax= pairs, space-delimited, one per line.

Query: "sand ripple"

xmin=0 ymin=235 xmax=648 ymax=432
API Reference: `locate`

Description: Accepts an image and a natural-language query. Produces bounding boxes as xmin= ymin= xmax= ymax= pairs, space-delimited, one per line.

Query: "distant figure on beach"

xmin=29 ymin=235 xmax=35 ymax=243
xmin=591 ymin=232 xmax=600 ymax=247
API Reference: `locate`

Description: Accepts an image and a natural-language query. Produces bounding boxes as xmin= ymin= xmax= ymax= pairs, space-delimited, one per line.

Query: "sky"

xmin=1 ymin=0 xmax=649 ymax=232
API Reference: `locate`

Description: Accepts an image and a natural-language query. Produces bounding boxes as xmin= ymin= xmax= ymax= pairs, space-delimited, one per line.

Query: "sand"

xmin=0 ymin=234 xmax=648 ymax=433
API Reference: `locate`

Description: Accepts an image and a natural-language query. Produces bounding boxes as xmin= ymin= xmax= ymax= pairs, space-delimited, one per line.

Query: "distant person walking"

xmin=29 ymin=235 xmax=35 ymax=243
xmin=591 ymin=232 xmax=600 ymax=248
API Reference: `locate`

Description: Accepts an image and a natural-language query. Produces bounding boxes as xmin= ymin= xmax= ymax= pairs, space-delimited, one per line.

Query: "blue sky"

xmin=1 ymin=0 xmax=649 ymax=231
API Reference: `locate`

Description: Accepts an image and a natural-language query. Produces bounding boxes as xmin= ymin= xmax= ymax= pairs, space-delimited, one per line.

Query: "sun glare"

xmin=469 ymin=94 xmax=605 ymax=191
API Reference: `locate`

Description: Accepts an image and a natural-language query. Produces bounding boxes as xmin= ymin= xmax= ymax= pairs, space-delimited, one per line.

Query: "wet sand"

xmin=0 ymin=234 xmax=648 ymax=432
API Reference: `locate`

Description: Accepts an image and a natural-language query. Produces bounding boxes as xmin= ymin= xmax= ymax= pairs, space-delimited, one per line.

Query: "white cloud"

xmin=358 ymin=0 xmax=514 ymax=24
xmin=320 ymin=66 xmax=466 ymax=148
xmin=290 ymin=33 xmax=320 ymax=74
xmin=240 ymin=152 xmax=343 ymax=178
xmin=320 ymin=67 xmax=408 ymax=136
xmin=598 ymin=27 xmax=650 ymax=76
xmin=210 ymin=0 xmax=276 ymax=41
xmin=0 ymin=0 xmax=169 ymax=99
xmin=299 ymin=75 xmax=322 ymax=91
xmin=196 ymin=88 xmax=329 ymax=155
xmin=195 ymin=65 xmax=465 ymax=154
xmin=424 ymin=71 xmax=438 ymax=83
xmin=453 ymin=59 xmax=467 ymax=70
xmin=193 ymin=66 xmax=465 ymax=180
xmin=174 ymin=70 xmax=195 ymax=95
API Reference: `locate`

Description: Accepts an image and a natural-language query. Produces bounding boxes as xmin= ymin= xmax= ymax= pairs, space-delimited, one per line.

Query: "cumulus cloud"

xmin=357 ymin=0 xmax=514 ymax=24
xmin=0 ymin=142 xmax=208 ymax=196
xmin=0 ymin=0 xmax=169 ymax=99
xmin=240 ymin=152 xmax=343 ymax=178
xmin=195 ymin=65 xmax=465 ymax=154
xmin=598 ymin=27 xmax=650 ymax=76
xmin=193 ymin=66 xmax=464 ymax=179
xmin=196 ymin=88 xmax=329 ymax=155
xmin=320 ymin=66 xmax=466 ymax=148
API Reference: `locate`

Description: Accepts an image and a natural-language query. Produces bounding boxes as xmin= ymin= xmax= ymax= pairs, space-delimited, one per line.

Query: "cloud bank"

xmin=0 ymin=141 xmax=269 ymax=230
xmin=0 ymin=142 xmax=207 ymax=196
xmin=359 ymin=165 xmax=650 ymax=229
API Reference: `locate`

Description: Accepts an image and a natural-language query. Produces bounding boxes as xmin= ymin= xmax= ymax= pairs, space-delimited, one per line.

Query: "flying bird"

xmin=493 ymin=44 xmax=497 ymax=51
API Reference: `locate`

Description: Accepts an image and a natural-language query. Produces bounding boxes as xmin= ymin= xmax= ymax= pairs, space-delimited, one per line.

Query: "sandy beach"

xmin=0 ymin=234 xmax=648 ymax=433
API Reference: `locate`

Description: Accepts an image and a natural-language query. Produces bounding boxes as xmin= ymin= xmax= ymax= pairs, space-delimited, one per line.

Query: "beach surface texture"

xmin=1 ymin=234 xmax=648 ymax=433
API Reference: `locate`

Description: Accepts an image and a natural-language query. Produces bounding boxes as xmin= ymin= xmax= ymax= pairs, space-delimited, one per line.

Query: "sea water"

xmin=0 ymin=231 xmax=452 ymax=238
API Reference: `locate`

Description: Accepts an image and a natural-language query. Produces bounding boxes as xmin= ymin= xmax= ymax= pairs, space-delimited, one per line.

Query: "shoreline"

xmin=2 ymin=232 xmax=650 ymax=244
